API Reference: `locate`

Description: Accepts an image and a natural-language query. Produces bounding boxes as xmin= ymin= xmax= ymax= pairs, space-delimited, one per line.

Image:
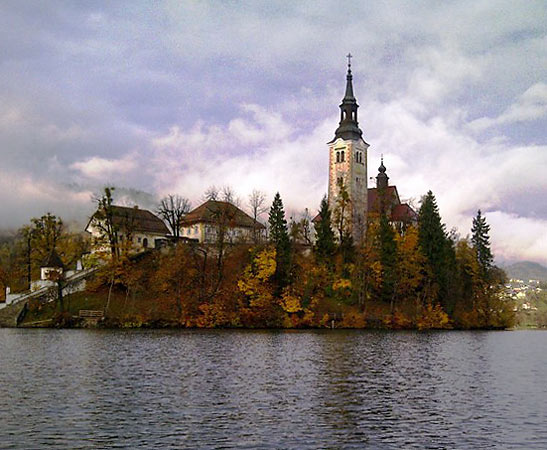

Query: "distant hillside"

xmin=504 ymin=261 xmax=547 ymax=281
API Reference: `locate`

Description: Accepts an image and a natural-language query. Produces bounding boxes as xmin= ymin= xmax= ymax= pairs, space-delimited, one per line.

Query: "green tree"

xmin=417 ymin=191 xmax=456 ymax=312
xmin=268 ymin=192 xmax=291 ymax=290
xmin=314 ymin=196 xmax=336 ymax=266
xmin=471 ymin=209 xmax=494 ymax=281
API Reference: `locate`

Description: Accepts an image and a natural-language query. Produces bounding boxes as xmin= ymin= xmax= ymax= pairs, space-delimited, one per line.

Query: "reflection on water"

xmin=0 ymin=329 xmax=546 ymax=448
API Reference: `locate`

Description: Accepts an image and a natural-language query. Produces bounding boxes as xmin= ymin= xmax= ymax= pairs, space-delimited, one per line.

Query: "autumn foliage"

xmin=9 ymin=192 xmax=514 ymax=330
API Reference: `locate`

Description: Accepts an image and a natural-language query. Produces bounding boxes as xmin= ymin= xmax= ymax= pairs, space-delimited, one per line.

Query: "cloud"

xmin=70 ymin=155 xmax=138 ymax=180
xmin=470 ymin=82 xmax=547 ymax=130
xmin=0 ymin=168 xmax=94 ymax=229
xmin=0 ymin=0 xmax=545 ymax=266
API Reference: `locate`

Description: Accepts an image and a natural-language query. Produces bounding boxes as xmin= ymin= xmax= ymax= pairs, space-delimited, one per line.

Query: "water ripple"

xmin=0 ymin=329 xmax=546 ymax=449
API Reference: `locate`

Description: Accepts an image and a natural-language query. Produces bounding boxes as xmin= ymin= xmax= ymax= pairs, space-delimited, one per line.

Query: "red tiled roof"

xmin=181 ymin=200 xmax=265 ymax=229
xmin=367 ymin=186 xmax=400 ymax=213
xmin=391 ymin=203 xmax=418 ymax=222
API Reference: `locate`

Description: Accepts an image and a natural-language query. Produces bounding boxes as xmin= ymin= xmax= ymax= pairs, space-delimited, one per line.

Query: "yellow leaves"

xmin=280 ymin=290 xmax=302 ymax=313
xmin=254 ymin=247 xmax=276 ymax=281
xmin=320 ymin=313 xmax=331 ymax=327
xmin=332 ymin=278 xmax=352 ymax=290
xmin=238 ymin=247 xmax=276 ymax=297
xmin=417 ymin=302 xmax=451 ymax=330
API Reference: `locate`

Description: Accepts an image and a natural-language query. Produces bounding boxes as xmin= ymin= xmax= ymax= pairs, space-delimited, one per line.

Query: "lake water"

xmin=0 ymin=329 xmax=546 ymax=449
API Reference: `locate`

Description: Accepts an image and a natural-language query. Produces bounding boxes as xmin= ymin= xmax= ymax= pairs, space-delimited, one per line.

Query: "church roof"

xmin=87 ymin=205 xmax=169 ymax=235
xmin=367 ymin=186 xmax=400 ymax=213
xmin=392 ymin=204 xmax=418 ymax=222
xmin=181 ymin=200 xmax=266 ymax=229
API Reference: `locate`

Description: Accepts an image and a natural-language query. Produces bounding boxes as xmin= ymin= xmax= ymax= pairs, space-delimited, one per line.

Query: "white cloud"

xmin=70 ymin=155 xmax=137 ymax=180
xmin=470 ymin=82 xmax=547 ymax=130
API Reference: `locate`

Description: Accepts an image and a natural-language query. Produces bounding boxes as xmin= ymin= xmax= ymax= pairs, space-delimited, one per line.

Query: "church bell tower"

xmin=328 ymin=54 xmax=369 ymax=242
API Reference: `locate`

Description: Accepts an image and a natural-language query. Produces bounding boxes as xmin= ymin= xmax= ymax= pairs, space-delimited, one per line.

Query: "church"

xmin=319 ymin=55 xmax=417 ymax=241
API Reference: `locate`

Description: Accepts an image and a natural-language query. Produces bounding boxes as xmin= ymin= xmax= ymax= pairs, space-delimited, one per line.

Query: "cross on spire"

xmin=346 ymin=52 xmax=352 ymax=69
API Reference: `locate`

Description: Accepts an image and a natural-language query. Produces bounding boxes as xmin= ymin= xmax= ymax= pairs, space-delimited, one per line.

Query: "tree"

xmin=417 ymin=191 xmax=456 ymax=312
xmin=31 ymin=213 xmax=63 ymax=262
xmin=248 ymin=189 xmax=268 ymax=243
xmin=93 ymin=187 xmax=119 ymax=260
xmin=333 ymin=180 xmax=351 ymax=243
xmin=394 ymin=225 xmax=424 ymax=309
xmin=157 ymin=194 xmax=191 ymax=238
xmin=378 ymin=213 xmax=398 ymax=309
xmin=19 ymin=225 xmax=33 ymax=290
xmin=268 ymin=192 xmax=291 ymax=290
xmin=471 ymin=210 xmax=494 ymax=281
xmin=288 ymin=209 xmax=314 ymax=246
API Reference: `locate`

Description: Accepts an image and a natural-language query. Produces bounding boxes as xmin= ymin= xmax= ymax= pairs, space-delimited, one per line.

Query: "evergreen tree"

xmin=471 ymin=210 xmax=493 ymax=281
xmin=314 ymin=196 xmax=336 ymax=265
xmin=378 ymin=213 xmax=398 ymax=308
xmin=417 ymin=191 xmax=456 ymax=312
xmin=268 ymin=192 xmax=291 ymax=290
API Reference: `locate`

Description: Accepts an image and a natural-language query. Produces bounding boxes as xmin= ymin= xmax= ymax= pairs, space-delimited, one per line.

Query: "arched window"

xmin=143 ymin=238 xmax=148 ymax=248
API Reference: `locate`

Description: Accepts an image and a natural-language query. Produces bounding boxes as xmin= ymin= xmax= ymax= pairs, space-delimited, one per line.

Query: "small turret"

xmin=376 ymin=156 xmax=389 ymax=189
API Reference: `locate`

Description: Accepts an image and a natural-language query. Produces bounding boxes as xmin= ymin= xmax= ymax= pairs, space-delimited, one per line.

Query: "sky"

xmin=0 ymin=0 xmax=546 ymax=265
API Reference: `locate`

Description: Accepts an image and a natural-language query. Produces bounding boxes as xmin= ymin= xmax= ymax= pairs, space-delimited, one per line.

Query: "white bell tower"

xmin=327 ymin=54 xmax=369 ymax=243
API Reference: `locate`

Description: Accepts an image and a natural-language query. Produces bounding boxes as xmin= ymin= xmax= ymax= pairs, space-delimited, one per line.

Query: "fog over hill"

xmin=502 ymin=261 xmax=547 ymax=282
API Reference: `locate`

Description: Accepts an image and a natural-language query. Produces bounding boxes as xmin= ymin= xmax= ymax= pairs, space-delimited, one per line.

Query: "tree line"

xmin=2 ymin=186 xmax=514 ymax=329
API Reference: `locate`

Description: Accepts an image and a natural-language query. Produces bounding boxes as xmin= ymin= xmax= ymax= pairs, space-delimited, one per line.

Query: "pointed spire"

xmin=344 ymin=53 xmax=355 ymax=101
xmin=332 ymin=53 xmax=363 ymax=142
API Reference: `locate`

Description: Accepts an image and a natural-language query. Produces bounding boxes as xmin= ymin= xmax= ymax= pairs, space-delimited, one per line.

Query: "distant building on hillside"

xmin=180 ymin=200 xmax=266 ymax=244
xmin=86 ymin=205 xmax=169 ymax=252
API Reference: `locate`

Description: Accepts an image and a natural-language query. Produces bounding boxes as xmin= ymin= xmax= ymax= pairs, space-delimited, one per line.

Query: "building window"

xmin=143 ymin=238 xmax=148 ymax=248
xmin=341 ymin=151 xmax=345 ymax=162
xmin=337 ymin=176 xmax=343 ymax=186
xmin=336 ymin=152 xmax=340 ymax=163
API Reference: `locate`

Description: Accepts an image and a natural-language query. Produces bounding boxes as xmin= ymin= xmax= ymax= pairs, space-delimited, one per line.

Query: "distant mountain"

xmin=503 ymin=261 xmax=547 ymax=281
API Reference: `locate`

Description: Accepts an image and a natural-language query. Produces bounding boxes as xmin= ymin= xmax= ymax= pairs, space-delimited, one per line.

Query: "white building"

xmin=180 ymin=200 xmax=265 ymax=244
xmin=86 ymin=205 xmax=169 ymax=253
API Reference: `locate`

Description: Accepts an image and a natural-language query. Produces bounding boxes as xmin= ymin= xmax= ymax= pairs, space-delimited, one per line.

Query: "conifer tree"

xmin=268 ymin=192 xmax=291 ymax=290
xmin=417 ymin=191 xmax=456 ymax=312
xmin=314 ymin=196 xmax=336 ymax=265
xmin=471 ymin=210 xmax=493 ymax=281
